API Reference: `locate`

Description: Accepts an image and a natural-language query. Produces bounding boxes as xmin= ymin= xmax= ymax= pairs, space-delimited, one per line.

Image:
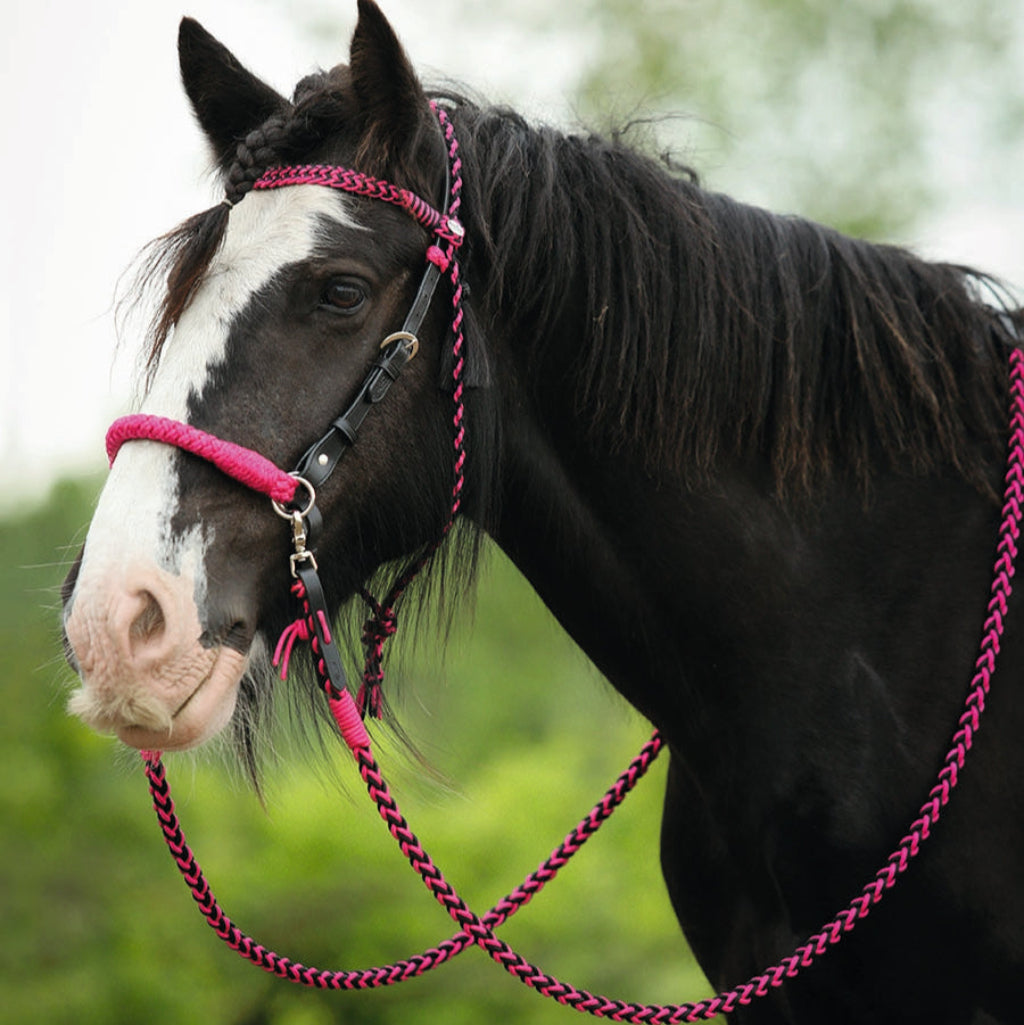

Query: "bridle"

xmin=254 ymin=157 xmax=466 ymax=494
xmin=103 ymin=102 xmax=1024 ymax=1019
xmin=110 ymin=101 xmax=469 ymax=719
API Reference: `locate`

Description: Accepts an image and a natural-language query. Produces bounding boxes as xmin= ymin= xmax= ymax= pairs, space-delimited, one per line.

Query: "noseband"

xmin=103 ymin=101 xmax=1024 ymax=1018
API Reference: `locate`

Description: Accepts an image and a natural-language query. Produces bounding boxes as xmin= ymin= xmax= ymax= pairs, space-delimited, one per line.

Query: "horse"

xmin=61 ymin=2 xmax=1024 ymax=1021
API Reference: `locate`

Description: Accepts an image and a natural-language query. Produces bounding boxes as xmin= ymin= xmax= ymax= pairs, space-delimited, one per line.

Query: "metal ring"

xmin=380 ymin=331 xmax=419 ymax=360
xmin=271 ymin=474 xmax=317 ymax=520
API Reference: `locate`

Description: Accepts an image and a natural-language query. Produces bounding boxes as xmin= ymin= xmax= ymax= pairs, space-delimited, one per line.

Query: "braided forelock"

xmin=225 ymin=113 xmax=314 ymax=205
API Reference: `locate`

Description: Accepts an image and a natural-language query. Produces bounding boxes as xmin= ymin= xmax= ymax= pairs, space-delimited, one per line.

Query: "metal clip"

xmin=288 ymin=510 xmax=318 ymax=576
xmin=271 ymin=475 xmax=319 ymax=577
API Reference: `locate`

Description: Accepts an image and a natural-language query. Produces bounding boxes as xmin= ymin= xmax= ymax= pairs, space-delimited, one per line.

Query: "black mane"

xmin=449 ymin=101 xmax=1021 ymax=496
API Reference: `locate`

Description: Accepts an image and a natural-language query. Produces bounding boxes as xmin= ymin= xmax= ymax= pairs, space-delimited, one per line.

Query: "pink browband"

xmin=252 ymin=164 xmax=466 ymax=247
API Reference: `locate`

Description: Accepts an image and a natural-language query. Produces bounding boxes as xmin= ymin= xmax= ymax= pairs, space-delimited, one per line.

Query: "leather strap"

xmin=294 ymin=560 xmax=349 ymax=698
xmin=294 ymin=334 xmax=419 ymax=488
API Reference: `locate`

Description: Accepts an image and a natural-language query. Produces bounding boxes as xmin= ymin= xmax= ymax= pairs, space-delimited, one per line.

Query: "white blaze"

xmin=65 ymin=186 xmax=356 ymax=750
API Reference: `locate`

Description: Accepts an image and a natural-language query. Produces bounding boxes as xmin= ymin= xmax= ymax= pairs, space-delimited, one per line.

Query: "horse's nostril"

xmin=129 ymin=590 xmax=166 ymax=649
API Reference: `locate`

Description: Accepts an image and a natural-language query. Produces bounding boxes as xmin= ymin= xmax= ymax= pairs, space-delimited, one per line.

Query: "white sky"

xmin=3 ymin=0 xmax=1021 ymax=504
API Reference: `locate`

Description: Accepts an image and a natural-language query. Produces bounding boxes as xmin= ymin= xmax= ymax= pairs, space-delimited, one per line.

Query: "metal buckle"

xmin=380 ymin=330 xmax=419 ymax=361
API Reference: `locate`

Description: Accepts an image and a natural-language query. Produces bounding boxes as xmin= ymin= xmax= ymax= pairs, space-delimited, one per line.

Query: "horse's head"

xmin=62 ymin=1 xmax=469 ymax=754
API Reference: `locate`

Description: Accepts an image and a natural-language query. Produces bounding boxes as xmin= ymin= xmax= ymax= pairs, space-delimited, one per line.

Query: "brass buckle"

xmin=380 ymin=330 xmax=419 ymax=360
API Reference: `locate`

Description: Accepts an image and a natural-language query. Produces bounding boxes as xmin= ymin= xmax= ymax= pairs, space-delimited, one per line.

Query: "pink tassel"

xmin=272 ymin=618 xmax=309 ymax=680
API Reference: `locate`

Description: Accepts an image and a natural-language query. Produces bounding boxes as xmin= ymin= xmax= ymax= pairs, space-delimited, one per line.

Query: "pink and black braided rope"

xmin=144 ymin=348 xmax=1024 ymax=1017
xmin=141 ymin=729 xmax=664 ymax=991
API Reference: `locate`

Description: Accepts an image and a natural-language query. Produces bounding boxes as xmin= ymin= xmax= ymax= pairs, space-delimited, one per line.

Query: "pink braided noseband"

xmin=106 ymin=414 xmax=299 ymax=506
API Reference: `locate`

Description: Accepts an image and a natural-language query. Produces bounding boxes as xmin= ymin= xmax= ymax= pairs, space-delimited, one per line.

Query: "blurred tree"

xmin=296 ymin=0 xmax=1023 ymax=241
xmin=515 ymin=0 xmax=1024 ymax=239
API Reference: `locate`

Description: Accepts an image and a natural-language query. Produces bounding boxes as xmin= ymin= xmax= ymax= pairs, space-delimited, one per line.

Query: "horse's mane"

xmin=449 ymin=101 xmax=1022 ymax=496
xmin=134 ymin=70 xmax=1021 ymax=497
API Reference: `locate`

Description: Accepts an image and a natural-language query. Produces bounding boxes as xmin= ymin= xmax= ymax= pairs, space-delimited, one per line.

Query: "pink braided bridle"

xmin=106 ymin=98 xmax=1024 ymax=1016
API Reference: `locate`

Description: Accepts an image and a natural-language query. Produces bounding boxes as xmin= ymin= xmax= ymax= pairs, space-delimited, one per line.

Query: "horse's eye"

xmin=321 ymin=280 xmax=367 ymax=313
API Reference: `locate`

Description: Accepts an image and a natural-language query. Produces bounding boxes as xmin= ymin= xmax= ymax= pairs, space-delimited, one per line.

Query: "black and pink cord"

xmin=106 ymin=98 xmax=1024 ymax=1018
xmin=352 ymin=102 xmax=467 ymax=717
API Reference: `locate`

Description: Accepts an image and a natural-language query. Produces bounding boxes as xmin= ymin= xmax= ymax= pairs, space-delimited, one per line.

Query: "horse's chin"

xmin=68 ymin=646 xmax=249 ymax=753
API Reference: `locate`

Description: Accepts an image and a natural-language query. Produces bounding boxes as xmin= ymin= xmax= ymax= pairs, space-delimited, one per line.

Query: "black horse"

xmin=61 ymin=3 xmax=1024 ymax=1021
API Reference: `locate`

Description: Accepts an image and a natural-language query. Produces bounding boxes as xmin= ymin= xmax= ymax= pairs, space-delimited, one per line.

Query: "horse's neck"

xmin=467 ymin=124 xmax=1008 ymax=756
xmin=486 ymin=401 xmax=730 ymax=728
xmin=488 ymin=384 xmax=1001 ymax=775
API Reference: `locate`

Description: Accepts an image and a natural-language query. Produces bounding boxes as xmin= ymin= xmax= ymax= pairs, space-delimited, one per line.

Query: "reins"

xmin=105 ymin=101 xmax=1024 ymax=1018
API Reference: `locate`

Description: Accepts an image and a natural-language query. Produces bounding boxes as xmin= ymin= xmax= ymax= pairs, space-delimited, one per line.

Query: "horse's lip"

xmin=171 ymin=675 xmax=206 ymax=719
xmin=116 ymin=646 xmax=246 ymax=752
xmin=113 ymin=678 xmax=207 ymax=747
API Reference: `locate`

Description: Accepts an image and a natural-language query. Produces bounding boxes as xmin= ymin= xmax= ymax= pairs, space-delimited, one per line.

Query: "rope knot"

xmin=437 ymin=216 xmax=465 ymax=248
xmin=362 ymin=606 xmax=398 ymax=648
xmin=426 ymin=245 xmax=451 ymax=272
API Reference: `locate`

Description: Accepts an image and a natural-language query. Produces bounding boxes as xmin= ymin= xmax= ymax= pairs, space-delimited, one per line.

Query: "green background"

xmin=1 ymin=478 xmax=708 ymax=1024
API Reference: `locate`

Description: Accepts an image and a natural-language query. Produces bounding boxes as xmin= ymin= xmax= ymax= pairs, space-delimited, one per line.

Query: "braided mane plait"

xmin=225 ymin=115 xmax=313 ymax=206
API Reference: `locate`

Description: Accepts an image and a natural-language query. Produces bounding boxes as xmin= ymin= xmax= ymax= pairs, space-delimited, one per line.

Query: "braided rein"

xmin=106 ymin=95 xmax=1024 ymax=1016
xmin=127 ymin=350 xmax=1024 ymax=1021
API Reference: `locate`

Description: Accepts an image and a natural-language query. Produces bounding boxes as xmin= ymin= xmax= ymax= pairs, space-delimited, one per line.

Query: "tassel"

xmin=357 ymin=681 xmax=384 ymax=720
xmin=272 ymin=618 xmax=309 ymax=681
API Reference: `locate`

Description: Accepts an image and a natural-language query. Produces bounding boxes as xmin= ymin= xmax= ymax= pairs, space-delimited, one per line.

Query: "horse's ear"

xmin=178 ymin=18 xmax=290 ymax=168
xmin=349 ymin=0 xmax=430 ymax=172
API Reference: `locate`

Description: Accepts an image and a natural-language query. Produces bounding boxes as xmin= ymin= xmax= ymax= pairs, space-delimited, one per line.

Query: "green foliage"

xmin=0 ymin=478 xmax=707 ymax=1024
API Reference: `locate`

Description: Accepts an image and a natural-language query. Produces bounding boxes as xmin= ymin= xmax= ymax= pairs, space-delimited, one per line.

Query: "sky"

xmin=3 ymin=0 xmax=1022 ymax=504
